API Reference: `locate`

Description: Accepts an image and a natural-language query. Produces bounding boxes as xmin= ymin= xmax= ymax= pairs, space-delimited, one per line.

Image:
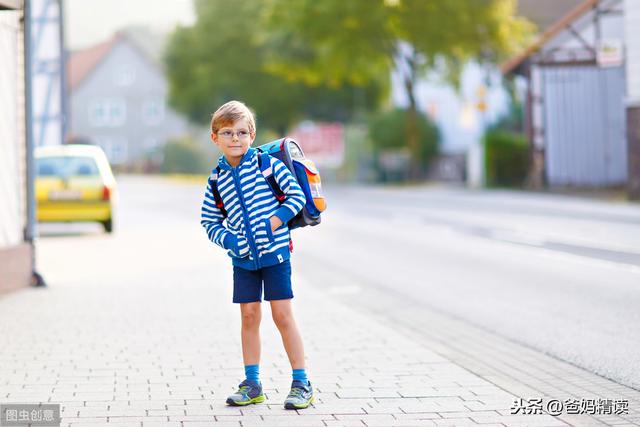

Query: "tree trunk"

xmin=403 ymin=52 xmax=420 ymax=181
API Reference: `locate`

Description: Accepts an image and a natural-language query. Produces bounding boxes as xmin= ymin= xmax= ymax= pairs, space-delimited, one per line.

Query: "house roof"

xmin=501 ymin=0 xmax=600 ymax=74
xmin=67 ymin=27 xmax=167 ymax=91
xmin=517 ymin=0 xmax=584 ymax=30
xmin=67 ymin=36 xmax=119 ymax=90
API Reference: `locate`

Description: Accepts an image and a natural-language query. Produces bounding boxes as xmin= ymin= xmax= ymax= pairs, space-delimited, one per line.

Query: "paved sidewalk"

xmin=0 ymin=214 xmax=638 ymax=426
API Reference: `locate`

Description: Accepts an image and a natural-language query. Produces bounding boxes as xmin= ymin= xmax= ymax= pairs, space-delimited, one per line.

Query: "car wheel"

xmin=102 ymin=218 xmax=113 ymax=233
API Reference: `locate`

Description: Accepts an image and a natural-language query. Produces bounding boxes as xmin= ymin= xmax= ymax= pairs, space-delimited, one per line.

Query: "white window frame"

xmin=142 ymin=99 xmax=165 ymax=126
xmin=88 ymin=98 xmax=127 ymax=128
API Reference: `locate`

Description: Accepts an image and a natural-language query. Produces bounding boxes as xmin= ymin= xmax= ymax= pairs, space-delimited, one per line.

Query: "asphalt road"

xmin=38 ymin=176 xmax=640 ymax=391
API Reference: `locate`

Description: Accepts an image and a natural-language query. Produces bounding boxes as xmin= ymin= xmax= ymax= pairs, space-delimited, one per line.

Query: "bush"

xmin=368 ymin=108 xmax=439 ymax=181
xmin=484 ymin=130 xmax=529 ymax=187
xmin=160 ymin=138 xmax=211 ymax=174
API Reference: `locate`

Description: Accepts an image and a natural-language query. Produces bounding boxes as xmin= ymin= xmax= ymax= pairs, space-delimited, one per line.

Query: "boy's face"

xmin=211 ymin=118 xmax=255 ymax=165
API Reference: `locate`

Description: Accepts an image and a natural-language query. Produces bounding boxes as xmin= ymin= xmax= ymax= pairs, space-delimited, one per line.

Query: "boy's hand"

xmin=269 ymin=215 xmax=283 ymax=232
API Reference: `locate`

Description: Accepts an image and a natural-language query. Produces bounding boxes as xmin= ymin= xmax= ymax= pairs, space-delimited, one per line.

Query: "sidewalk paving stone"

xmin=1 ymin=207 xmax=638 ymax=427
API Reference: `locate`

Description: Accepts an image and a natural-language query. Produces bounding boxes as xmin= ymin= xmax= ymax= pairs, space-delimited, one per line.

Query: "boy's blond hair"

xmin=210 ymin=100 xmax=256 ymax=135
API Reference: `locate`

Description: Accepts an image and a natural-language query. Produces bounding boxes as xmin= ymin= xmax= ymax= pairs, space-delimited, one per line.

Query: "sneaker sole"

xmin=284 ymin=394 xmax=315 ymax=410
xmin=226 ymin=395 xmax=265 ymax=406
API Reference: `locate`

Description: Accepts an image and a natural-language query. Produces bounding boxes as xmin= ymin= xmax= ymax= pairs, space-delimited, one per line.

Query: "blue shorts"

xmin=232 ymin=260 xmax=293 ymax=303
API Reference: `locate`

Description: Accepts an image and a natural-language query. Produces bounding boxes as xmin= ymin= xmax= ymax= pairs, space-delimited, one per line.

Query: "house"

xmin=502 ymin=0 xmax=628 ymax=188
xmin=624 ymin=0 xmax=640 ymax=198
xmin=67 ymin=27 xmax=191 ymax=167
xmin=389 ymin=0 xmax=584 ymax=185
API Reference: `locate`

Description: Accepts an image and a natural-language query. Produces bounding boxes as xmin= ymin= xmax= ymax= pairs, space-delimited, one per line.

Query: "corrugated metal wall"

xmin=625 ymin=0 xmax=640 ymax=102
xmin=542 ymin=65 xmax=628 ymax=186
xmin=0 ymin=10 xmax=26 ymax=249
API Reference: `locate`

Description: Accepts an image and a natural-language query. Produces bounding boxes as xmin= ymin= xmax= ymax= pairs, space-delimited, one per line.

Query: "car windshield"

xmin=37 ymin=156 xmax=100 ymax=177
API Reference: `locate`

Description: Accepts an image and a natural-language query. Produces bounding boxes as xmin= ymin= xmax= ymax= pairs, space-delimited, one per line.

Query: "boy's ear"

xmin=211 ymin=132 xmax=219 ymax=145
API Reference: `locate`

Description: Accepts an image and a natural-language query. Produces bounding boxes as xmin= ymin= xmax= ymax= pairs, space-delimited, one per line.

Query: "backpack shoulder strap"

xmin=258 ymin=153 xmax=285 ymax=203
xmin=208 ymin=166 xmax=227 ymax=218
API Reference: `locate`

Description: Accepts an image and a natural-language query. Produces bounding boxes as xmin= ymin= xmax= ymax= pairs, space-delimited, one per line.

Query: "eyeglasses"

xmin=217 ymin=129 xmax=251 ymax=140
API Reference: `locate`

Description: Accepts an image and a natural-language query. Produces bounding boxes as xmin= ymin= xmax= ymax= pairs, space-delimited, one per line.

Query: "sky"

xmin=64 ymin=0 xmax=195 ymax=50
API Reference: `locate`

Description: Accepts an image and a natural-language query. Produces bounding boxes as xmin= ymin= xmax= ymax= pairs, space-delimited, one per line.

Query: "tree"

xmin=369 ymin=108 xmax=439 ymax=181
xmin=160 ymin=138 xmax=210 ymax=174
xmin=165 ymin=0 xmax=384 ymax=134
xmin=263 ymin=0 xmax=534 ymax=178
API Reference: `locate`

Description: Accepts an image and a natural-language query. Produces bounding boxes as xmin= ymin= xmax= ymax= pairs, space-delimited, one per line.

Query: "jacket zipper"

xmin=232 ymin=166 xmax=260 ymax=269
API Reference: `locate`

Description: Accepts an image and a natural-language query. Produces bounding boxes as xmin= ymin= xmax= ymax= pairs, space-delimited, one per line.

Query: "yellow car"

xmin=35 ymin=144 xmax=117 ymax=233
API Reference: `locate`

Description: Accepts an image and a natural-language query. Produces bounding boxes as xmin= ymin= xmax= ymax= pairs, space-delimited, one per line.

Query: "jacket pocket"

xmin=227 ymin=233 xmax=250 ymax=259
xmin=264 ymin=218 xmax=275 ymax=243
xmin=252 ymin=217 xmax=275 ymax=255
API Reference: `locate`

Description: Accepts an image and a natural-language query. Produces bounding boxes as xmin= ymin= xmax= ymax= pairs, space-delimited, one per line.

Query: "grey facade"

xmin=504 ymin=0 xmax=628 ymax=187
xmin=69 ymin=33 xmax=190 ymax=166
xmin=0 ymin=2 xmax=33 ymax=293
xmin=542 ymin=65 xmax=627 ymax=186
xmin=624 ymin=0 xmax=640 ymax=198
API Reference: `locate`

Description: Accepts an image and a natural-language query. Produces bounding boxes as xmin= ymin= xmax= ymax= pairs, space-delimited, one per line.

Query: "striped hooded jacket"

xmin=200 ymin=147 xmax=306 ymax=271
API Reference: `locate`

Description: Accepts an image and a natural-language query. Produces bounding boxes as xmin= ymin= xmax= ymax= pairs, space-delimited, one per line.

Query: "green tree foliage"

xmin=165 ymin=0 xmax=384 ymax=133
xmin=484 ymin=130 xmax=528 ymax=187
xmin=263 ymin=0 xmax=534 ymax=178
xmin=160 ymin=138 xmax=210 ymax=174
xmin=369 ymin=108 xmax=439 ymax=180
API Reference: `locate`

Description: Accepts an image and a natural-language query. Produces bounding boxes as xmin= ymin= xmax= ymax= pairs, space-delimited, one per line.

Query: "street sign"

xmin=289 ymin=121 xmax=345 ymax=168
xmin=597 ymin=39 xmax=624 ymax=67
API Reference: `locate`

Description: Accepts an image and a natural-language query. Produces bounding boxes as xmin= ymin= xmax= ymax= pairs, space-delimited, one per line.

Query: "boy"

xmin=200 ymin=100 xmax=315 ymax=410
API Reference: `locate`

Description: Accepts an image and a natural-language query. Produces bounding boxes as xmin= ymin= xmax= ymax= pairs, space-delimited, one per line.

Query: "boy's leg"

xmin=270 ymin=299 xmax=304 ymax=369
xmin=263 ymin=261 xmax=314 ymax=409
xmin=271 ymin=299 xmax=315 ymax=409
xmin=227 ymin=267 xmax=264 ymax=406
xmin=240 ymin=302 xmax=262 ymax=366
xmin=226 ymin=301 xmax=265 ymax=406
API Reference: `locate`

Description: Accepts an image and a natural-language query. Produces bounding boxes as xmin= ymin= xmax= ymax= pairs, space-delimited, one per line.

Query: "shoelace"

xmin=288 ymin=387 xmax=304 ymax=398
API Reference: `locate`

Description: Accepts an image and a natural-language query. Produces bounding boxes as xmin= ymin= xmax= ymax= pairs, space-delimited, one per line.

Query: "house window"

xmin=109 ymin=99 xmax=126 ymax=126
xmin=143 ymin=137 xmax=161 ymax=152
xmin=94 ymin=136 xmax=128 ymax=165
xmin=89 ymin=101 xmax=107 ymax=126
xmin=89 ymin=99 xmax=127 ymax=127
xmin=142 ymin=99 xmax=165 ymax=126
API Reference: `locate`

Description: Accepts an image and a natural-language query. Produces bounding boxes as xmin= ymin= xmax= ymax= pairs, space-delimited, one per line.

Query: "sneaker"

xmin=284 ymin=380 xmax=314 ymax=410
xmin=226 ymin=380 xmax=265 ymax=406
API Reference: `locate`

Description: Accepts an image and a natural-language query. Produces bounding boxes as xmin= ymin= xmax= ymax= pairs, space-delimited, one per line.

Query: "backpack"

xmin=209 ymin=137 xmax=326 ymax=230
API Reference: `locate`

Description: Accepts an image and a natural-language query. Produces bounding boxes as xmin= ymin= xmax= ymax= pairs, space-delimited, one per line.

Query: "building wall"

xmin=70 ymin=39 xmax=189 ymax=165
xmin=541 ymin=6 xmax=625 ymax=56
xmin=625 ymin=0 xmax=640 ymax=199
xmin=542 ymin=65 xmax=627 ymax=186
xmin=0 ymin=10 xmax=25 ymax=249
xmin=625 ymin=0 xmax=640 ymax=102
xmin=529 ymin=1 xmax=627 ymax=187
xmin=0 ymin=7 xmax=32 ymax=294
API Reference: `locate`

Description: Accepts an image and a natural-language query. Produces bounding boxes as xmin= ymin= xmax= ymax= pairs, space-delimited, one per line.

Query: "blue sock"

xmin=292 ymin=368 xmax=308 ymax=385
xmin=245 ymin=364 xmax=260 ymax=384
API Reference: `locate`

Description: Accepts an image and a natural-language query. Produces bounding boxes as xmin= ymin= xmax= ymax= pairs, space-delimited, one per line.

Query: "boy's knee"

xmin=241 ymin=305 xmax=261 ymax=327
xmin=272 ymin=310 xmax=293 ymax=329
